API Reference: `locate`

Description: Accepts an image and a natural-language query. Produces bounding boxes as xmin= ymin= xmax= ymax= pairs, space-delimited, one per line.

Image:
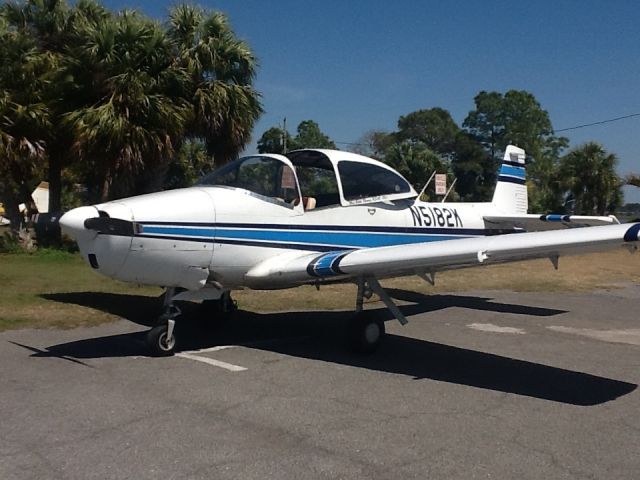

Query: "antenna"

xmin=417 ymin=171 xmax=437 ymax=200
xmin=441 ymin=178 xmax=457 ymax=202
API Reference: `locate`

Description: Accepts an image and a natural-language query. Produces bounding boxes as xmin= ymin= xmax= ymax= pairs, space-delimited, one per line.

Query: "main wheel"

xmin=348 ymin=313 xmax=385 ymax=353
xmin=147 ymin=323 xmax=176 ymax=356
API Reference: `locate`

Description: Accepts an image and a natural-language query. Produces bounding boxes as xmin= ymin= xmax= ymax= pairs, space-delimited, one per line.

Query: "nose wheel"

xmin=147 ymin=304 xmax=180 ymax=356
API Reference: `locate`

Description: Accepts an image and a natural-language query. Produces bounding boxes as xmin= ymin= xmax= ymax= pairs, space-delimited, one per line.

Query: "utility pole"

xmin=282 ymin=117 xmax=287 ymax=154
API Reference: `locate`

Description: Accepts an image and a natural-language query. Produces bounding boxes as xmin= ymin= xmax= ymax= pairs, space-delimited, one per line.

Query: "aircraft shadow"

xmin=40 ymin=289 xmax=565 ymax=327
xmin=40 ymin=292 xmax=162 ymax=327
xmin=23 ymin=292 xmax=635 ymax=406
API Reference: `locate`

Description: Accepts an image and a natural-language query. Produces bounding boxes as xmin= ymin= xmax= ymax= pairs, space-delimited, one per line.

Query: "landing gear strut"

xmin=348 ymin=276 xmax=408 ymax=353
xmin=146 ymin=287 xmax=236 ymax=356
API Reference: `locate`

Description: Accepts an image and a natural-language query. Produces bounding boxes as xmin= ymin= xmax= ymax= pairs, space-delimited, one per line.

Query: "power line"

xmin=328 ymin=111 xmax=640 ymax=148
xmin=555 ymin=112 xmax=640 ymax=133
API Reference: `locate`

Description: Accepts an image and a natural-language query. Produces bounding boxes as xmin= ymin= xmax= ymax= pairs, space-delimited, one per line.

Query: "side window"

xmin=338 ymin=161 xmax=411 ymax=200
xmin=295 ymin=165 xmax=341 ymax=207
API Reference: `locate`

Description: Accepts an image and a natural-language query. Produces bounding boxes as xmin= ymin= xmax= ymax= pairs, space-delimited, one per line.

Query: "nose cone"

xmin=59 ymin=206 xmax=100 ymax=242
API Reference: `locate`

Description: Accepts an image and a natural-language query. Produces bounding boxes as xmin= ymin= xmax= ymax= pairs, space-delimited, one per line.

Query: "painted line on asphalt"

xmin=467 ymin=323 xmax=526 ymax=334
xmin=176 ymin=351 xmax=248 ymax=372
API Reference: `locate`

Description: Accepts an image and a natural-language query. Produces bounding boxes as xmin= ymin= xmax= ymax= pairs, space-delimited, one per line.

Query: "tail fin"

xmin=491 ymin=145 xmax=527 ymax=214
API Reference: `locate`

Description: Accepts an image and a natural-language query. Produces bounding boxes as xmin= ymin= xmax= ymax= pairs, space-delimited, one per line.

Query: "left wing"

xmin=245 ymin=223 xmax=640 ymax=288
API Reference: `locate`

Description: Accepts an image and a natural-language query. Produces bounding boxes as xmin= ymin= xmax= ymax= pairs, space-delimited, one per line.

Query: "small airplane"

xmin=60 ymin=145 xmax=640 ymax=355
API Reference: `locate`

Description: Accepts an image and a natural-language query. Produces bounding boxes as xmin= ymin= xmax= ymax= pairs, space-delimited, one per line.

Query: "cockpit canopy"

xmin=197 ymin=149 xmax=417 ymax=209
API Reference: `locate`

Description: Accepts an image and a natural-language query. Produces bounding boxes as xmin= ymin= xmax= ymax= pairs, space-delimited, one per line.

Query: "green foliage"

xmin=463 ymin=90 xmax=569 ymax=210
xmin=0 ymin=8 xmax=54 ymax=228
xmin=625 ymin=175 xmax=640 ymax=188
xmin=257 ymin=126 xmax=291 ymax=154
xmin=397 ymin=108 xmax=459 ymax=157
xmin=351 ymin=130 xmax=397 ymax=160
xmin=256 ymin=120 xmax=335 ymax=153
xmin=291 ymin=120 xmax=336 ymax=150
xmin=450 ymin=132 xmax=496 ymax=201
xmin=163 ymin=139 xmax=214 ymax=189
xmin=558 ymin=143 xmax=622 ymax=215
xmin=382 ymin=142 xmax=445 ymax=196
xmin=0 ymin=0 xmax=263 ymax=215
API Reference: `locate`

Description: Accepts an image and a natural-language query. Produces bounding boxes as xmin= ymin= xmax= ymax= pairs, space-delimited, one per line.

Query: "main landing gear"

xmin=348 ymin=276 xmax=408 ymax=353
xmin=146 ymin=287 xmax=235 ymax=356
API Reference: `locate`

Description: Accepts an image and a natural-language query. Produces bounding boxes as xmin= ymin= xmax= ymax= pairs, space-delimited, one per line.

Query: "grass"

xmin=1 ymin=248 xmax=639 ymax=332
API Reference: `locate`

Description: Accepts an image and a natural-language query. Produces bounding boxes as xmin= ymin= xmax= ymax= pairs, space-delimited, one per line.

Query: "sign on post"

xmin=435 ymin=174 xmax=447 ymax=195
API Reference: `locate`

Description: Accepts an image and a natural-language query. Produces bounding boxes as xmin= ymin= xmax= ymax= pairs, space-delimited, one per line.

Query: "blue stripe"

xmin=499 ymin=165 xmax=526 ymax=179
xmin=142 ymin=221 xmax=489 ymax=236
xmin=310 ymin=251 xmax=350 ymax=276
xmin=541 ymin=214 xmax=569 ymax=222
xmin=497 ymin=175 xmax=526 ymax=186
xmin=140 ymin=225 xmax=473 ymax=249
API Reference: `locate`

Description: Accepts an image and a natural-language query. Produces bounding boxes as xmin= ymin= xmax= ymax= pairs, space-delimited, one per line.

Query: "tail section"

xmin=491 ymin=145 xmax=527 ymax=214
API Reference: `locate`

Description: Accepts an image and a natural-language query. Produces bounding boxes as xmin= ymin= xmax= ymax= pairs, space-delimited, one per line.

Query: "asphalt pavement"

xmin=1 ymin=285 xmax=639 ymax=479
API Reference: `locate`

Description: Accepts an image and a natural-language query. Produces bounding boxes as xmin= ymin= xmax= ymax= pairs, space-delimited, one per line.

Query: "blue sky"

xmin=103 ymin=0 xmax=640 ymax=202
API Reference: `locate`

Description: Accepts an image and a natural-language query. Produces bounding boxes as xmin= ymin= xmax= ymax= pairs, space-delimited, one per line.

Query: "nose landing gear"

xmin=147 ymin=304 xmax=181 ymax=356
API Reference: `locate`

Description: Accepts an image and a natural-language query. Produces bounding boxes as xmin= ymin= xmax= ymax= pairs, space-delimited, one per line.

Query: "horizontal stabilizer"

xmin=484 ymin=213 xmax=619 ymax=231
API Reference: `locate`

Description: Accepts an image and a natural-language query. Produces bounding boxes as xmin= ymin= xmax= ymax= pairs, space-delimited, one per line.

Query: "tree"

xmin=463 ymin=90 xmax=569 ymax=211
xmin=2 ymin=1 xmax=263 ymax=209
xmin=350 ymin=130 xmax=395 ymax=160
xmin=0 ymin=12 xmax=53 ymax=231
xmin=450 ymin=132 xmax=496 ymax=201
xmin=382 ymin=142 xmax=446 ymax=195
xmin=291 ymin=120 xmax=335 ymax=149
xmin=255 ymin=120 xmax=335 ymax=153
xmin=257 ymin=126 xmax=291 ymax=154
xmin=558 ymin=143 xmax=622 ymax=215
xmin=163 ymin=139 xmax=214 ymax=189
xmin=397 ymin=107 xmax=459 ymax=157
xmin=2 ymin=0 xmax=74 ymax=213
xmin=168 ymin=4 xmax=262 ymax=164
xmin=65 ymin=9 xmax=191 ymax=202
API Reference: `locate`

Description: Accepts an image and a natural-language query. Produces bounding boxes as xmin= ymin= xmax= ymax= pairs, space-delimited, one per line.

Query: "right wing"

xmin=245 ymin=223 xmax=640 ymax=288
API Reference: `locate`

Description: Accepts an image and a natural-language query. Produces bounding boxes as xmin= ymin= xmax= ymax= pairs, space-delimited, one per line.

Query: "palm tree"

xmin=0 ymin=13 xmax=52 ymax=230
xmin=559 ymin=142 xmax=622 ymax=215
xmin=65 ymin=9 xmax=191 ymax=201
xmin=168 ymin=4 xmax=263 ymax=165
xmin=2 ymin=0 xmax=74 ymax=213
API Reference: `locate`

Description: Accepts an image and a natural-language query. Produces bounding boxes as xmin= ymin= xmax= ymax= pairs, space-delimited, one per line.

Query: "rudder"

xmin=492 ymin=145 xmax=527 ymax=214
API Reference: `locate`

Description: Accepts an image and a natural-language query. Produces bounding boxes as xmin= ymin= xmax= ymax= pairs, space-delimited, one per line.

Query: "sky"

xmin=102 ymin=0 xmax=640 ymax=202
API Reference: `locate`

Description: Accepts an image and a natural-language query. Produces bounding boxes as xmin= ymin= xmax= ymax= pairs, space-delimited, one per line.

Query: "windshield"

xmin=197 ymin=156 xmax=300 ymax=204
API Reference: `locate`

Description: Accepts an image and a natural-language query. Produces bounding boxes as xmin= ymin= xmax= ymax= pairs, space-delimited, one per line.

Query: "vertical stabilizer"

xmin=491 ymin=145 xmax=527 ymax=214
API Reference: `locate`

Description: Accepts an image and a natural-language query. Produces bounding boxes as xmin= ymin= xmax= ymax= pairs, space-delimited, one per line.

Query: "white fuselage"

xmin=65 ymin=185 xmax=507 ymax=291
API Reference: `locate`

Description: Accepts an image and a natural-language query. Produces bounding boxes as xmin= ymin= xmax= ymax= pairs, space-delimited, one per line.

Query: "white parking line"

xmin=176 ymin=345 xmax=247 ymax=372
xmin=467 ymin=323 xmax=526 ymax=334
xmin=176 ymin=351 xmax=248 ymax=372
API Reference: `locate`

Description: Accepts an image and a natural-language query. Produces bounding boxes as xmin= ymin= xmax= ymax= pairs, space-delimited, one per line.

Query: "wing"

xmin=245 ymin=223 xmax=640 ymax=288
xmin=484 ymin=213 xmax=619 ymax=232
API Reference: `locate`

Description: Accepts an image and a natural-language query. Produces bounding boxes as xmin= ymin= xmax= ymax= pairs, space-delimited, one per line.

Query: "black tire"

xmin=348 ymin=313 xmax=385 ymax=353
xmin=147 ymin=323 xmax=176 ymax=357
